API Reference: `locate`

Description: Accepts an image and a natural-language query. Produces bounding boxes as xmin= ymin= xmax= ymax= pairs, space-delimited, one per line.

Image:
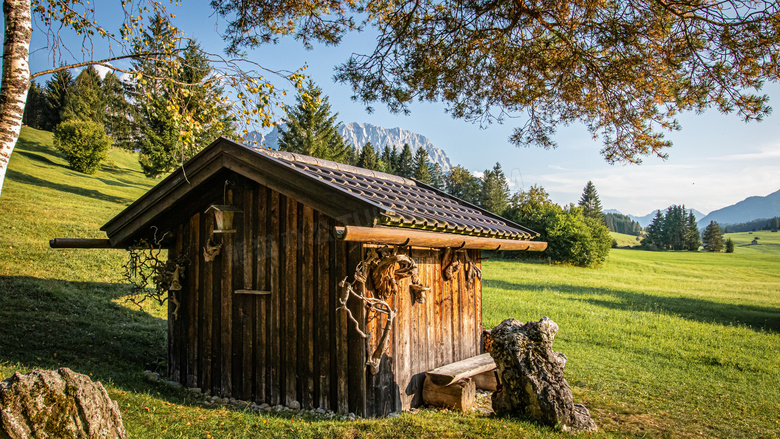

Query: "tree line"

xmin=723 ymin=217 xmax=780 ymax=233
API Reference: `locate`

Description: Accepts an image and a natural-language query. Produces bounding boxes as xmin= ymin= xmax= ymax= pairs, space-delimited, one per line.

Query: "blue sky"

xmin=23 ymin=1 xmax=780 ymax=216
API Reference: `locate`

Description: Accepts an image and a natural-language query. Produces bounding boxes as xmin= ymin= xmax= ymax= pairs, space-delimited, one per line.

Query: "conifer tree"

xmin=22 ymin=81 xmax=45 ymax=130
xmin=412 ymin=147 xmax=431 ymax=182
xmin=278 ymin=81 xmax=350 ymax=163
xmin=357 ymin=141 xmax=380 ymax=170
xmin=379 ymin=145 xmax=395 ymax=174
xmin=61 ymin=66 xmax=104 ymax=124
xmin=133 ymin=20 xmax=234 ymax=177
xmin=702 ymin=221 xmax=724 ymax=252
xmin=642 ymin=210 xmax=665 ymax=249
xmin=725 ymin=237 xmax=735 ymax=253
xmin=41 ymin=70 xmax=74 ymax=131
xmin=429 ymin=163 xmax=445 ymax=190
xmin=480 ymin=162 xmax=510 ymax=215
xmin=685 ymin=210 xmax=700 ymax=251
xmin=578 ymin=181 xmax=604 ymax=221
xmin=396 ymin=143 xmax=414 ymax=178
xmin=102 ymin=71 xmax=136 ymax=150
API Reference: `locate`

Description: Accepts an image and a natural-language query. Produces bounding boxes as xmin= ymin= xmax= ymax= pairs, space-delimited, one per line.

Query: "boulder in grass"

xmin=490 ymin=317 xmax=597 ymax=434
xmin=0 ymin=367 xmax=127 ymax=438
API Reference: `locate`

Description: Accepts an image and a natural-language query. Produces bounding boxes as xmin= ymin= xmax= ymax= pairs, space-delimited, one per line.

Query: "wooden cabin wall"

xmin=361 ymin=246 xmax=483 ymax=413
xmin=168 ymin=176 xmax=367 ymax=415
xmin=167 ymin=173 xmax=483 ymax=418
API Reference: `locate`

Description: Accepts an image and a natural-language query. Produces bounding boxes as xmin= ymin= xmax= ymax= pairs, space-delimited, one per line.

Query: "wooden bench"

xmin=422 ymin=353 xmax=499 ymax=411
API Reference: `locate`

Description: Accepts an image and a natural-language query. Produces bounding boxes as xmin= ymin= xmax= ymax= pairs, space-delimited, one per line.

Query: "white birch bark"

xmin=0 ymin=0 xmax=32 ymax=199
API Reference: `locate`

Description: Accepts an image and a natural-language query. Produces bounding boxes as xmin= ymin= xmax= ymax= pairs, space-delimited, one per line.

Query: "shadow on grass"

xmin=6 ymin=170 xmax=132 ymax=204
xmin=484 ymin=278 xmax=780 ymax=333
xmin=15 ymin=149 xmax=64 ymax=167
xmin=0 ymin=276 xmax=166 ymax=390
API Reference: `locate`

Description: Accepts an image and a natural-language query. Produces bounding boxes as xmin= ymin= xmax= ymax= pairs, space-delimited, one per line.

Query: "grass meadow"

xmin=1 ymin=127 xmax=778 ymax=438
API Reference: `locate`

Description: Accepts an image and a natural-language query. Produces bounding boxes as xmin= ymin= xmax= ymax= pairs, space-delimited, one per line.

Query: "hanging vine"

xmin=338 ymin=246 xmax=430 ymax=375
xmin=122 ymin=227 xmax=189 ymax=318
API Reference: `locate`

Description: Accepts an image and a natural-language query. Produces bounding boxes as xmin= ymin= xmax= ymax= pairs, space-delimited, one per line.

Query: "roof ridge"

xmin=257 ymin=148 xmax=416 ymax=187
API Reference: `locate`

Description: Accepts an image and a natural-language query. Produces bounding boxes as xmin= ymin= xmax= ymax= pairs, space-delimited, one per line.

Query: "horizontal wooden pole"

xmin=234 ymin=289 xmax=271 ymax=295
xmin=334 ymin=226 xmax=547 ymax=251
xmin=49 ymin=238 xmax=115 ymax=249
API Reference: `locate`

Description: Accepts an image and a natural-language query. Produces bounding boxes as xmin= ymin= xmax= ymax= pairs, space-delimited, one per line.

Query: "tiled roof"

xmin=257 ymin=149 xmax=538 ymax=240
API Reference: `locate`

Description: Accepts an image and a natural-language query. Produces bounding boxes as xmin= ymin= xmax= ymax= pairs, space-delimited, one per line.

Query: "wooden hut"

xmin=96 ymin=138 xmax=546 ymax=417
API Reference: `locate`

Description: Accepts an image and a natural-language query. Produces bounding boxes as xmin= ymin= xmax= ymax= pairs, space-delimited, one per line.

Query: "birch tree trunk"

xmin=0 ymin=0 xmax=32 ymax=199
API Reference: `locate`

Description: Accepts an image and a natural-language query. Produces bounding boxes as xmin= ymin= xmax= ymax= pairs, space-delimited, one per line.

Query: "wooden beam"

xmin=234 ymin=290 xmax=271 ymax=295
xmin=335 ymin=226 xmax=548 ymax=252
xmin=422 ymin=377 xmax=476 ymax=412
xmin=49 ymin=238 xmax=115 ymax=249
xmin=425 ymin=353 xmax=496 ymax=387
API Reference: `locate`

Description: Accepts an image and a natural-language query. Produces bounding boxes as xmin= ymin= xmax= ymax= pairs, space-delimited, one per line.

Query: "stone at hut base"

xmin=0 ymin=367 xmax=127 ymax=438
xmin=490 ymin=318 xmax=597 ymax=434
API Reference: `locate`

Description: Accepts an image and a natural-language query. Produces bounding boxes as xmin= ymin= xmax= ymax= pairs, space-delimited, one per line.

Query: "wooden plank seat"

xmin=423 ymin=353 xmax=499 ymax=411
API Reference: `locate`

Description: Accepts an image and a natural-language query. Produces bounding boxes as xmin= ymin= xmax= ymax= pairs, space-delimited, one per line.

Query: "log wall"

xmin=168 ymin=173 xmax=482 ymax=417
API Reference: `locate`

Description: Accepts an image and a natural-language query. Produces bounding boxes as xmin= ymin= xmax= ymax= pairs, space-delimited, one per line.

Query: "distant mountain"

xmin=245 ymin=122 xmax=454 ymax=172
xmin=606 ymin=207 xmax=706 ymax=228
xmin=697 ymin=188 xmax=780 ymax=228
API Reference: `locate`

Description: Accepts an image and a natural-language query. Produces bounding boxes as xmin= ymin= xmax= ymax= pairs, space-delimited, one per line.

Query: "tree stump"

xmin=490 ymin=318 xmax=597 ymax=433
xmin=0 ymin=368 xmax=127 ymax=438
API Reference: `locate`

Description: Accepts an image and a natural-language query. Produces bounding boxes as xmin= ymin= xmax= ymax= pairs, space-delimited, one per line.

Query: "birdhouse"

xmin=205 ymin=204 xmax=243 ymax=233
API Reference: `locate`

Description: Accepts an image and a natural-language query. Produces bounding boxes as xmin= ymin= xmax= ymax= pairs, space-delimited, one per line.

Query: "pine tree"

xmin=133 ymin=24 xmax=234 ymax=177
xmin=22 ymin=81 xmax=45 ymax=129
xmin=61 ymin=65 xmax=104 ymax=124
xmin=379 ymin=145 xmax=395 ymax=174
xmin=578 ymin=181 xmax=604 ymax=221
xmin=102 ymin=71 xmax=136 ymax=150
xmin=445 ymin=165 xmax=481 ymax=205
xmin=725 ymin=237 xmax=735 ymax=253
xmin=480 ymin=162 xmax=510 ymax=215
xmin=685 ymin=210 xmax=700 ymax=251
xmin=412 ymin=147 xmax=430 ymax=182
xmin=702 ymin=221 xmax=724 ymax=252
xmin=429 ymin=163 xmax=445 ymax=190
xmin=396 ymin=143 xmax=414 ymax=178
xmin=278 ymin=81 xmax=350 ymax=163
xmin=41 ymin=70 xmax=74 ymax=131
xmin=357 ymin=141 xmax=380 ymax=170
xmin=642 ymin=210 xmax=665 ymax=249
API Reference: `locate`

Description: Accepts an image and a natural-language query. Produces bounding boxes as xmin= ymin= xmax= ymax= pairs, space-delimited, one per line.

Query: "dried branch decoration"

xmin=338 ymin=246 xmax=430 ymax=374
xmin=123 ymin=227 xmax=189 ymax=318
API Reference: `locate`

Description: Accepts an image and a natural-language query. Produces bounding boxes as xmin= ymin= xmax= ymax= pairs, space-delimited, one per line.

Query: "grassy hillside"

xmin=1 ymin=127 xmax=779 ymax=438
xmin=610 ymin=231 xmax=642 ymax=248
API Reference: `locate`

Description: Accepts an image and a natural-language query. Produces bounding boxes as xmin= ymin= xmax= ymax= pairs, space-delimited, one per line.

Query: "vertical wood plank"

xmin=201 ymin=211 xmax=214 ymax=393
xmin=394 ymin=246 xmax=412 ymax=410
xmin=434 ymin=250 xmax=444 ymax=369
xmin=475 ymin=250 xmax=483 ymax=354
xmin=451 ymin=250 xmax=462 ymax=362
xmin=268 ymin=191 xmax=281 ymax=405
xmin=315 ymin=214 xmax=330 ymax=410
xmin=333 ymin=223 xmax=349 ymax=414
xmin=240 ymin=187 xmax=255 ymax=400
xmin=442 ymin=251 xmax=453 ymax=368
xmin=300 ymin=205 xmax=315 ymax=409
xmin=346 ymin=243 xmax=366 ymax=416
xmin=284 ymin=196 xmax=298 ymax=406
xmin=255 ymin=185 xmax=268 ymax=402
xmin=169 ymin=225 xmax=183 ymax=383
xmin=221 ymin=228 xmax=234 ymax=396
xmin=187 ymin=213 xmax=201 ymax=388
xmin=425 ymin=250 xmax=435 ymax=372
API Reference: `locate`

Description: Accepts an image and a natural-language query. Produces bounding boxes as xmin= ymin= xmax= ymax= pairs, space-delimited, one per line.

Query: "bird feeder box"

xmin=205 ymin=204 xmax=243 ymax=233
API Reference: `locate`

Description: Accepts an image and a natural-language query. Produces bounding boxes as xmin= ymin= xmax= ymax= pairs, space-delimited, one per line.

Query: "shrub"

xmin=504 ymin=187 xmax=611 ymax=267
xmin=53 ymin=119 xmax=111 ymax=174
xmin=725 ymin=237 xmax=735 ymax=253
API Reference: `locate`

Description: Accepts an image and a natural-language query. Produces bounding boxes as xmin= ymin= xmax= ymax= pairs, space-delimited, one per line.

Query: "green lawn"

xmin=610 ymin=231 xmax=642 ymax=248
xmin=1 ymin=127 xmax=778 ymax=438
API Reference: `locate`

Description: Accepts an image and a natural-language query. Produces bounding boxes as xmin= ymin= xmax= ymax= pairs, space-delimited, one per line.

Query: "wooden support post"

xmin=422 ymin=376 xmax=476 ymax=412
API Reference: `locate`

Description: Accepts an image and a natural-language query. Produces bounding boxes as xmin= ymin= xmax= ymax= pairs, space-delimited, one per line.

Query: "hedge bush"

xmin=53 ymin=119 xmax=111 ymax=174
